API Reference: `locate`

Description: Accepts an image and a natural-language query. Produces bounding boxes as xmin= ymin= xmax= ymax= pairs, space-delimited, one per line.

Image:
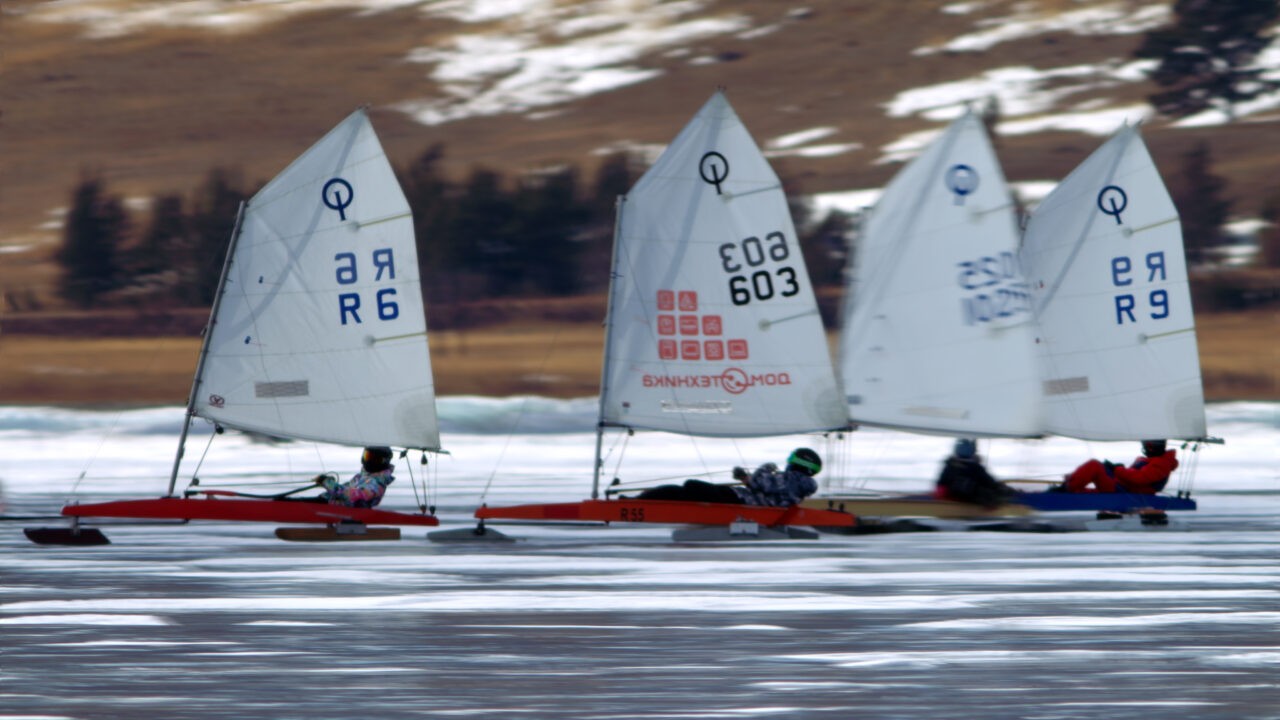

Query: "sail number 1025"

xmin=718 ymin=231 xmax=800 ymax=306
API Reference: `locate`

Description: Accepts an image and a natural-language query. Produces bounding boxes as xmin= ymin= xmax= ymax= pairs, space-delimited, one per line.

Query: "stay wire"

xmin=476 ymin=324 xmax=568 ymax=504
xmin=185 ymin=426 xmax=220 ymax=491
xmin=402 ymin=449 xmax=425 ymax=512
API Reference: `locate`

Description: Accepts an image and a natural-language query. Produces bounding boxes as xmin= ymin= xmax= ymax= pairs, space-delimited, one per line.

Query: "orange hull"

xmin=62 ymin=496 xmax=439 ymax=526
xmin=475 ymin=498 xmax=855 ymax=527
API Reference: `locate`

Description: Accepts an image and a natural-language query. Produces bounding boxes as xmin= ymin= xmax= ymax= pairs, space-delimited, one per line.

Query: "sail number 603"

xmin=719 ymin=232 xmax=800 ymax=306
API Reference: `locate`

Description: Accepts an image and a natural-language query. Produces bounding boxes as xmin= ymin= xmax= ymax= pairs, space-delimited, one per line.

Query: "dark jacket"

xmin=936 ymin=456 xmax=1012 ymax=507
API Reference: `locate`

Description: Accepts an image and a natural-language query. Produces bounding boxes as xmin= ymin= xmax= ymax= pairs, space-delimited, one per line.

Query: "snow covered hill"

xmin=2 ymin=0 xmax=1277 ymax=276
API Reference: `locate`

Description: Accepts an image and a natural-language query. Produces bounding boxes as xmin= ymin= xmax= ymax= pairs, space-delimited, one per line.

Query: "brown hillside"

xmin=1 ymin=0 xmax=1277 ymax=405
xmin=3 ymin=0 xmax=1278 ymax=302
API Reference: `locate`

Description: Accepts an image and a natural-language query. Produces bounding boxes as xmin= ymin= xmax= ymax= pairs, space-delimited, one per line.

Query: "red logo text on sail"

xmin=642 ymin=367 xmax=792 ymax=395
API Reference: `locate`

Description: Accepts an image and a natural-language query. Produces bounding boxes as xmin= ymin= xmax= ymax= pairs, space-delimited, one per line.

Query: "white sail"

xmin=598 ymin=92 xmax=847 ymax=437
xmin=838 ymin=112 xmax=1041 ymax=438
xmin=1021 ymin=125 xmax=1206 ymax=441
xmin=193 ymin=109 xmax=441 ymax=450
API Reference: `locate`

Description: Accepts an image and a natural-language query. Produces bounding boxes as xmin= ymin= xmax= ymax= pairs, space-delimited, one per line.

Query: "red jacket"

xmin=1114 ymin=451 xmax=1178 ymax=491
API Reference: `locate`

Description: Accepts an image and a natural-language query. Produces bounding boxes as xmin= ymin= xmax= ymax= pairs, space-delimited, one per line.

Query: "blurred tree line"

xmin=54 ymin=150 xmax=853 ymax=315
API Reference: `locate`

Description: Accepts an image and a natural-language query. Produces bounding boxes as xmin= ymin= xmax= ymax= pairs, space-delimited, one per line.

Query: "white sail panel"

xmin=599 ymin=92 xmax=847 ymax=437
xmin=193 ymin=109 xmax=441 ymax=450
xmin=838 ymin=113 xmax=1041 ymax=438
xmin=1021 ymin=125 xmax=1206 ymax=441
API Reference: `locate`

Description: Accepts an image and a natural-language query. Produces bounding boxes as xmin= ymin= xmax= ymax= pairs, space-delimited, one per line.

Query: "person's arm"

xmin=1115 ymin=453 xmax=1177 ymax=485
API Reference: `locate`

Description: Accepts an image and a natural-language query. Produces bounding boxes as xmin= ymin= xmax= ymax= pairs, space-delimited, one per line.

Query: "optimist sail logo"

xmin=655 ymin=288 xmax=745 ymax=362
xmin=643 ymin=367 xmax=792 ymax=395
xmin=647 ymin=287 xmax=785 ymax=393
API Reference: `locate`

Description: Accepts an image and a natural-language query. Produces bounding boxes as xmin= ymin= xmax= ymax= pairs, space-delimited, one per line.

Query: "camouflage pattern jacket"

xmin=732 ymin=463 xmax=817 ymax=507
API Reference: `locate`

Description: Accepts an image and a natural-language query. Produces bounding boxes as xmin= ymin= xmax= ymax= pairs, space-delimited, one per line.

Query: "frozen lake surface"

xmin=2 ymin=401 xmax=1278 ymax=719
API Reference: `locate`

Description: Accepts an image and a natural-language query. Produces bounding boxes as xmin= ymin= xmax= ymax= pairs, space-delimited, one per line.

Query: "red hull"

xmin=475 ymin=498 xmax=856 ymax=528
xmin=62 ymin=497 xmax=439 ymax=526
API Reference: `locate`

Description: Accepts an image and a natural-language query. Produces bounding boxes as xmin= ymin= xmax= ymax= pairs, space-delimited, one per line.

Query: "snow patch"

xmin=915 ymin=2 xmax=1171 ymax=55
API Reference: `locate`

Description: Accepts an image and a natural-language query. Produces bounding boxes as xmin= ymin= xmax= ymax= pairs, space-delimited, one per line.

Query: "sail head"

xmin=598 ymin=92 xmax=847 ymax=437
xmin=838 ymin=112 xmax=1041 ymax=438
xmin=193 ymin=109 xmax=441 ymax=450
xmin=1021 ymin=125 xmax=1207 ymax=441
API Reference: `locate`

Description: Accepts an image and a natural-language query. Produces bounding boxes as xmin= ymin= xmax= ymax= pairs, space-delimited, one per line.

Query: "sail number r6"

xmin=334 ymin=248 xmax=400 ymax=325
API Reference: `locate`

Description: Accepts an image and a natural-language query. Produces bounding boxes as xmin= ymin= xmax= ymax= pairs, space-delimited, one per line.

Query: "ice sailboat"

xmin=801 ymin=111 xmax=1041 ymax=519
xmin=1009 ymin=123 xmax=1215 ymax=513
xmin=807 ymin=116 xmax=1211 ymax=518
xmin=26 ymin=109 xmax=442 ymax=544
xmin=464 ymin=91 xmax=856 ymax=539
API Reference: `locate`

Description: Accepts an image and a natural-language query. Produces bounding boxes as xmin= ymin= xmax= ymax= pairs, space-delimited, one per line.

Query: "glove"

xmin=312 ymin=474 xmax=329 ymax=485
xmin=1102 ymin=460 xmax=1116 ymax=476
xmin=732 ymin=466 xmax=749 ymax=482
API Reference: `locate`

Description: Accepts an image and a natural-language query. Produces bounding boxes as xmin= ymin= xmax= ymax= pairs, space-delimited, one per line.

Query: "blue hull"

xmin=1014 ymin=491 xmax=1197 ymax=513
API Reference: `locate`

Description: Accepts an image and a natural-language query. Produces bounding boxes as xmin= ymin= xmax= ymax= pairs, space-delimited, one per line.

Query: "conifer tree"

xmin=57 ymin=175 xmax=128 ymax=308
xmin=1170 ymin=141 xmax=1232 ymax=265
xmin=400 ymin=144 xmax=459 ymax=302
xmin=180 ymin=169 xmax=248 ymax=305
xmin=1259 ymin=191 xmax=1280 ymax=268
xmin=129 ymin=193 xmax=186 ymax=280
xmin=1135 ymin=0 xmax=1280 ymax=119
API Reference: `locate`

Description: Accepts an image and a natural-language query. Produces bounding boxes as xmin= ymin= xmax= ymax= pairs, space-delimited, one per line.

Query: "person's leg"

xmin=637 ymin=484 xmax=689 ymax=501
xmin=680 ymin=480 xmax=744 ymax=504
xmin=1065 ymin=460 xmax=1113 ymax=492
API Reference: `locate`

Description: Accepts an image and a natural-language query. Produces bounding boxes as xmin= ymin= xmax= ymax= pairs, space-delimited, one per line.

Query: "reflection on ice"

xmin=0 ymin=613 xmax=171 ymax=626
xmin=2 ymin=403 xmax=1278 ymax=718
xmin=905 ymin=611 xmax=1280 ymax=631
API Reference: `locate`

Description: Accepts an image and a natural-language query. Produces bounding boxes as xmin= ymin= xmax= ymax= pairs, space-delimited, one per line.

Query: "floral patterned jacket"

xmin=321 ymin=466 xmax=395 ymax=508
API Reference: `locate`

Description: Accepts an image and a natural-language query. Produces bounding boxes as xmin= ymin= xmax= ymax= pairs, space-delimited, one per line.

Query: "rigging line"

xmin=967 ymin=200 xmax=1018 ymax=217
xmin=184 ymin=479 xmax=311 ymax=489
xmin=66 ymin=342 xmax=197 ymax=503
xmin=66 ymin=409 xmax=131 ymax=503
xmin=720 ymin=184 xmax=781 ymax=201
xmin=1141 ymin=326 xmax=1195 ymax=342
xmin=1123 ymin=216 xmax=1177 ymax=236
xmin=476 ymin=323 xmax=569 ymax=504
xmin=1178 ymin=441 xmax=1199 ymax=496
xmin=607 ymin=429 xmax=632 ymax=486
xmin=355 ymin=211 xmax=412 ymax=229
xmin=403 ymin=449 xmax=423 ymax=511
xmin=758 ymin=308 xmax=819 ymax=329
xmin=366 ymin=330 xmax=428 ymax=345
xmin=187 ymin=429 xmax=220 ymax=488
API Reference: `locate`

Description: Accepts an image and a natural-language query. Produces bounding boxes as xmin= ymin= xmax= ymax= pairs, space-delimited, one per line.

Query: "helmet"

xmin=361 ymin=446 xmax=394 ymax=472
xmin=1141 ymin=439 xmax=1167 ymax=456
xmin=953 ymin=438 xmax=977 ymax=460
xmin=787 ymin=447 xmax=822 ymax=476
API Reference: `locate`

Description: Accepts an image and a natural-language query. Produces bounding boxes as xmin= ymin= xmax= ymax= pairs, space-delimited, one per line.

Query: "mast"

xmin=591 ymin=194 xmax=627 ymax=499
xmin=165 ymin=201 xmax=247 ymax=496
